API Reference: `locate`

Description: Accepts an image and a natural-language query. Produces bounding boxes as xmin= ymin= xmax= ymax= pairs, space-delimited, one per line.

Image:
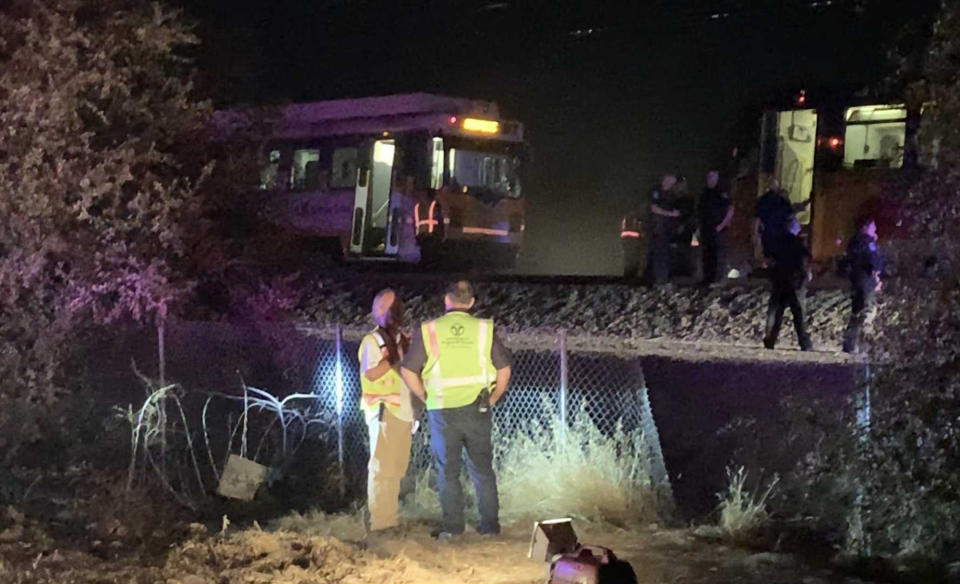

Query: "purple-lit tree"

xmin=0 ymin=0 xmax=261 ymax=457
xmin=850 ymin=0 xmax=960 ymax=559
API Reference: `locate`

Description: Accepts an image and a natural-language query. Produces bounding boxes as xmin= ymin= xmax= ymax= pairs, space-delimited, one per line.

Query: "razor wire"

xmin=159 ymin=321 xmax=671 ymax=494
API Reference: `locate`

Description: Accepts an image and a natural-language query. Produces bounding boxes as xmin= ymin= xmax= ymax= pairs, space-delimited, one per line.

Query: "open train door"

xmin=350 ymin=139 xmax=398 ymax=257
xmin=759 ymin=108 xmax=818 ymax=224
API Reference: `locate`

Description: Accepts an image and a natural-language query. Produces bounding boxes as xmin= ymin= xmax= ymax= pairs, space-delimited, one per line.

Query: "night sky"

xmin=175 ymin=0 xmax=920 ymax=274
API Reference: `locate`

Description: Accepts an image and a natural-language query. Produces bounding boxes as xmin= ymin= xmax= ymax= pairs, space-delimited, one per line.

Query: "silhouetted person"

xmin=763 ymin=216 xmax=812 ymax=351
xmin=842 ymin=217 xmax=884 ymax=354
xmin=642 ymin=174 xmax=680 ymax=286
xmin=698 ymin=170 xmax=734 ymax=284
xmin=620 ymin=201 xmax=644 ymax=281
xmin=754 ymin=184 xmax=809 ymax=265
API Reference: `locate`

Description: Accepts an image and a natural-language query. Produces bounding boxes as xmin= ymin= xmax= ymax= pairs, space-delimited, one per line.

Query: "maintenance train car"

xmin=727 ymin=94 xmax=915 ymax=271
xmin=226 ymin=94 xmax=527 ymax=267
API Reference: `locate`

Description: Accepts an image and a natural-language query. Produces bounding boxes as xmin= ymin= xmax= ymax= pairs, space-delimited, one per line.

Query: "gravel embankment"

xmin=295 ymin=277 xmax=855 ymax=362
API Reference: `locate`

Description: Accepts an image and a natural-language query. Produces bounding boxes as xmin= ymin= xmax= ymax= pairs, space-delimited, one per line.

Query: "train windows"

xmin=330 ymin=147 xmax=359 ymax=188
xmin=448 ymin=149 xmax=521 ymax=198
xmin=291 ymin=149 xmax=321 ymax=190
xmin=844 ymin=105 xmax=907 ymax=169
xmin=259 ymin=149 xmax=281 ymax=190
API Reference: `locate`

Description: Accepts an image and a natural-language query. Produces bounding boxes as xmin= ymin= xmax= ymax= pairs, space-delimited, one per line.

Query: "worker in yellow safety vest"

xmin=400 ymin=281 xmax=512 ymax=540
xmin=359 ymin=289 xmax=415 ymax=533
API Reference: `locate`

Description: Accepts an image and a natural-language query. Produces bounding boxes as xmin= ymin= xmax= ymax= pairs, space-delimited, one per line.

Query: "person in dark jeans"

xmin=698 ymin=170 xmax=734 ymax=284
xmin=400 ymin=281 xmax=512 ymax=539
xmin=842 ymin=216 xmax=884 ymax=353
xmin=642 ymin=174 xmax=680 ymax=286
xmin=763 ymin=216 xmax=813 ymax=351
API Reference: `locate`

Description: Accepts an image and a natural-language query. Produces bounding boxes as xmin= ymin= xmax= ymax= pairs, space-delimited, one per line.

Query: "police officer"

xmin=400 ymin=281 xmax=512 ymax=539
xmin=698 ymin=170 xmax=734 ymax=284
xmin=763 ymin=216 xmax=813 ymax=351
xmin=620 ymin=204 xmax=644 ymax=280
xmin=643 ymin=174 xmax=680 ymax=286
xmin=754 ymin=184 xmax=810 ymax=265
xmin=672 ymin=176 xmax=698 ymax=277
xmin=359 ymin=289 xmax=414 ymax=532
xmin=842 ymin=216 xmax=884 ymax=354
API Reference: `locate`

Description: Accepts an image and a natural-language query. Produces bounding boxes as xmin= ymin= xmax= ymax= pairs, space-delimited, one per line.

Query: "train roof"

xmin=213 ymin=93 xmax=524 ymax=142
xmin=282 ymin=93 xmax=500 ymax=123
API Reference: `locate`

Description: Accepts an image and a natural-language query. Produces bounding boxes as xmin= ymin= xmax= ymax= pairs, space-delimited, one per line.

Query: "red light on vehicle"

xmin=829 ymin=137 xmax=841 ymax=148
xmin=448 ymin=116 xmax=458 ymax=125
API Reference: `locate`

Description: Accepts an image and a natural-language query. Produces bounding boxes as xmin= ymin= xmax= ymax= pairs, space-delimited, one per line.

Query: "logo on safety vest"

xmin=450 ymin=323 xmax=465 ymax=337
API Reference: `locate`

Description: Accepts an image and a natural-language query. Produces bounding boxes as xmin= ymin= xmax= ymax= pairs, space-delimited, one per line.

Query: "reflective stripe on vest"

xmin=414 ymin=200 xmax=438 ymax=234
xmin=421 ymin=312 xmax=496 ymax=410
xmin=620 ymin=217 xmax=641 ymax=239
xmin=358 ymin=331 xmax=404 ymax=417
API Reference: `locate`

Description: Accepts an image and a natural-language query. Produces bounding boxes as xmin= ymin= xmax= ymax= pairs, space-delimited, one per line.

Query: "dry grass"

xmin=495 ymin=404 xmax=661 ymax=525
xmin=717 ymin=466 xmax=778 ymax=540
xmin=402 ymin=401 xmax=663 ymax=527
xmin=269 ymin=508 xmax=366 ymax=541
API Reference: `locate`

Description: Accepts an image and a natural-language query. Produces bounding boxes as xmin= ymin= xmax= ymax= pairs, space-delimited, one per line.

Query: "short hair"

xmin=446 ymin=280 xmax=474 ymax=305
xmin=855 ymin=215 xmax=875 ymax=231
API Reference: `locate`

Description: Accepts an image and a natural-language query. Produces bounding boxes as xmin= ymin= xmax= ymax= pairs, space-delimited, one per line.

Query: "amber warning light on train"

xmin=461 ymin=117 xmax=500 ymax=134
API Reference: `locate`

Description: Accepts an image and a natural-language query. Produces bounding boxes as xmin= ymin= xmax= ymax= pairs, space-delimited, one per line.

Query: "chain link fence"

xmin=297 ymin=325 xmax=669 ymax=491
xmin=150 ymin=321 xmax=670 ymax=499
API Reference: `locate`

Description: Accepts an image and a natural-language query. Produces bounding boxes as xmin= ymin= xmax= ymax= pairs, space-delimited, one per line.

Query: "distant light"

xmin=829 ymin=137 xmax=841 ymax=148
xmin=727 ymin=268 xmax=741 ymax=279
xmin=796 ymin=89 xmax=807 ymax=106
xmin=382 ymin=131 xmax=390 ymax=137
xmin=462 ymin=117 xmax=500 ymax=134
xmin=448 ymin=115 xmax=458 ymax=125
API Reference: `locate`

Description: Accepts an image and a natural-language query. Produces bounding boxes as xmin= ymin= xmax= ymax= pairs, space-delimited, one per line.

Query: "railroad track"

xmin=311 ymin=266 xmax=847 ymax=291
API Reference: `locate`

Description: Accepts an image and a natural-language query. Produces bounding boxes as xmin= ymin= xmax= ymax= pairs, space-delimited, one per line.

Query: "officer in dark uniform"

xmin=642 ymin=174 xmax=680 ymax=286
xmin=698 ymin=170 xmax=734 ymax=284
xmin=842 ymin=216 xmax=884 ymax=354
xmin=754 ymin=185 xmax=810 ymax=265
xmin=763 ymin=216 xmax=813 ymax=351
xmin=671 ymin=176 xmax=698 ymax=278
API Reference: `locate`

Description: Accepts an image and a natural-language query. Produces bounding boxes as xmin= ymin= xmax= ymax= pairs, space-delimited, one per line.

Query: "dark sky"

xmin=174 ymin=0 xmax=922 ymax=274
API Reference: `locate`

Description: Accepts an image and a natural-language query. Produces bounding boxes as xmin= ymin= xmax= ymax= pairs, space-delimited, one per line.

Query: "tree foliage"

xmin=0 ymin=0 xmax=257 ymax=456
xmin=850 ymin=0 xmax=960 ymax=559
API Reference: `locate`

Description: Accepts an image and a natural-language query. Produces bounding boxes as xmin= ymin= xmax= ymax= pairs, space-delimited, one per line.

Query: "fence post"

xmin=335 ymin=324 xmax=345 ymax=497
xmin=157 ymin=314 xmax=166 ymax=387
xmin=559 ymin=329 xmax=568 ymax=428
xmin=850 ymin=362 xmax=873 ymax=556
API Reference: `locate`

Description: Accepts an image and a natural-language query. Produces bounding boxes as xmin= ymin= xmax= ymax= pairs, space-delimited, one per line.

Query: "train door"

xmin=350 ymin=139 xmax=397 ymax=256
xmin=759 ymin=109 xmax=818 ymax=224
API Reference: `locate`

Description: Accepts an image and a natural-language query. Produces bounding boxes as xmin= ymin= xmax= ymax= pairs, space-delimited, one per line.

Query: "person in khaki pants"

xmin=359 ymin=289 xmax=414 ymax=532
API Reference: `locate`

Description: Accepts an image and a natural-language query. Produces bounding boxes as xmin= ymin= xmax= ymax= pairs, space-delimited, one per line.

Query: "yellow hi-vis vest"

xmin=358 ymin=330 xmax=405 ymax=418
xmin=421 ymin=311 xmax=496 ymax=410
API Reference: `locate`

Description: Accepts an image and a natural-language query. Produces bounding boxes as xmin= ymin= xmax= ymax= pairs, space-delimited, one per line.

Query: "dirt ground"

xmin=0 ymin=512 xmax=866 ymax=584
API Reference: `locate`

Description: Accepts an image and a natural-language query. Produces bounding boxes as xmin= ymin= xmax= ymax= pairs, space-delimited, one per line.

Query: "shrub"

xmin=717 ymin=466 xmax=778 ymax=542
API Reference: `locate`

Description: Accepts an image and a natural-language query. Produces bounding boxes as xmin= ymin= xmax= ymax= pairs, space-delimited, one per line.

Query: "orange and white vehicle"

xmin=247 ymin=93 xmax=526 ymax=267
xmin=727 ymin=97 xmax=915 ymax=269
